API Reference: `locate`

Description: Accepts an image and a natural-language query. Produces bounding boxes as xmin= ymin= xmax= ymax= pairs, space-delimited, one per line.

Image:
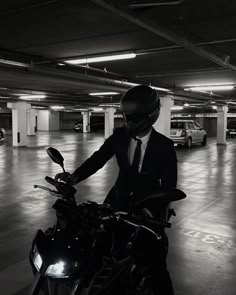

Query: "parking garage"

xmin=0 ymin=1 xmax=236 ymax=294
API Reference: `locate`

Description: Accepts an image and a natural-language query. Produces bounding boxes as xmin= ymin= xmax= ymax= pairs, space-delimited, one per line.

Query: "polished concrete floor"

xmin=0 ymin=131 xmax=235 ymax=295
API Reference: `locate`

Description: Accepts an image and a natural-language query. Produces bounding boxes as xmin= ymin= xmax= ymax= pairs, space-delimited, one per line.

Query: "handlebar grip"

xmin=45 ymin=176 xmax=58 ymax=186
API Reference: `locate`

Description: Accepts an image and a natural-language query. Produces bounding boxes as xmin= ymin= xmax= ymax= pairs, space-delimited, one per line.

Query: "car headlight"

xmin=32 ymin=246 xmax=43 ymax=271
xmin=46 ymin=261 xmax=69 ymax=278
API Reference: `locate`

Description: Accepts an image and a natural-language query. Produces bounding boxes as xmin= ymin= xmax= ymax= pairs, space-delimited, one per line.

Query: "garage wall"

xmin=60 ymin=112 xmax=82 ymax=130
xmin=0 ymin=111 xmax=12 ymax=130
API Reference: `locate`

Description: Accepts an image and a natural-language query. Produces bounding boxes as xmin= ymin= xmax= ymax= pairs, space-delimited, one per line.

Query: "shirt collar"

xmin=136 ymin=129 xmax=152 ymax=145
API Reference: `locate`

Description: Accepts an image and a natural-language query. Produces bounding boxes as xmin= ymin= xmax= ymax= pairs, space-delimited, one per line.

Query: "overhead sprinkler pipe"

xmin=128 ymin=0 xmax=184 ymax=9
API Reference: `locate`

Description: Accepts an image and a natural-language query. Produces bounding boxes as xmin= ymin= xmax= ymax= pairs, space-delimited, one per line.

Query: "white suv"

xmin=170 ymin=120 xmax=207 ymax=148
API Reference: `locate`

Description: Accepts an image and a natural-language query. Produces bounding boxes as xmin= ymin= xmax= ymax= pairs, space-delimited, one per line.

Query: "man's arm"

xmin=71 ymin=133 xmax=116 ymax=185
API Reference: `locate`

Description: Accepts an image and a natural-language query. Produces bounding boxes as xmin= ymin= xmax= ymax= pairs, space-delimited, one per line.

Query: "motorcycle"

xmin=28 ymin=147 xmax=186 ymax=295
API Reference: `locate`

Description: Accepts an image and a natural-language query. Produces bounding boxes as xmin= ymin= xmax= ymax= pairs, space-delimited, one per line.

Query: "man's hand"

xmin=141 ymin=207 xmax=154 ymax=218
xmin=55 ymin=172 xmax=75 ymax=185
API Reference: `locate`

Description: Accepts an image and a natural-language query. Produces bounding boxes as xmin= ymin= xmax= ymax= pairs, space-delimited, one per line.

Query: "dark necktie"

xmin=131 ymin=138 xmax=142 ymax=172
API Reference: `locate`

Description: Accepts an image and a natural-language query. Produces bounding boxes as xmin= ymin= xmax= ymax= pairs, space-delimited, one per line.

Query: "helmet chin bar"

xmin=126 ymin=118 xmax=151 ymax=137
xmin=124 ymin=107 xmax=160 ymax=137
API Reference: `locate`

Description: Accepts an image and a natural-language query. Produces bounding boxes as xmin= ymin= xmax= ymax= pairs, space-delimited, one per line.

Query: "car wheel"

xmin=201 ymin=135 xmax=207 ymax=146
xmin=185 ymin=137 xmax=192 ymax=148
xmin=0 ymin=131 xmax=3 ymax=140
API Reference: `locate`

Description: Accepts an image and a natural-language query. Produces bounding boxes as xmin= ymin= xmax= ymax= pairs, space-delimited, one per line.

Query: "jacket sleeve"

xmin=160 ymin=141 xmax=178 ymax=189
xmin=72 ymin=133 xmax=116 ymax=184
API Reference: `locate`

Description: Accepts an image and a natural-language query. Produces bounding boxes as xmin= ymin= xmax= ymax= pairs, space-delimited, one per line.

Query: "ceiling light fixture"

xmin=151 ymin=86 xmax=171 ymax=92
xmin=19 ymin=95 xmax=46 ymax=100
xmin=171 ymin=106 xmax=184 ymax=110
xmin=0 ymin=59 xmax=30 ymax=67
xmin=91 ymin=107 xmax=104 ymax=112
xmin=113 ymin=80 xmax=170 ymax=92
xmin=50 ymin=106 xmax=65 ymax=110
xmin=65 ymin=53 xmax=136 ymax=65
xmin=89 ymin=92 xmax=120 ymax=96
xmin=185 ymin=85 xmax=234 ymax=91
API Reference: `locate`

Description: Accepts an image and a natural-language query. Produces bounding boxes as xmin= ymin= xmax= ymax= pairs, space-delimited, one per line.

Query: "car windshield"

xmin=171 ymin=122 xmax=185 ymax=129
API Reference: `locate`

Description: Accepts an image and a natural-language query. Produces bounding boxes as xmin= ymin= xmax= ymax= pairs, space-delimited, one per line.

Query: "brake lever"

xmin=33 ymin=185 xmax=63 ymax=197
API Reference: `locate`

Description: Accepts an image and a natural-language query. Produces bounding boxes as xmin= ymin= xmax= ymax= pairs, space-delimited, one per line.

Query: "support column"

xmin=153 ymin=95 xmax=173 ymax=138
xmin=217 ymin=105 xmax=228 ymax=145
xmin=7 ymin=102 xmax=30 ymax=147
xmin=104 ymin=107 xmax=116 ymax=138
xmin=81 ymin=111 xmax=91 ymax=133
xmin=27 ymin=108 xmax=36 ymax=136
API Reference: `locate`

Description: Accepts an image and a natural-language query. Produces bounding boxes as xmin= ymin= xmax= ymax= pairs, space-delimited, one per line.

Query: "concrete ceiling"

xmin=1 ymin=0 xmax=236 ymax=111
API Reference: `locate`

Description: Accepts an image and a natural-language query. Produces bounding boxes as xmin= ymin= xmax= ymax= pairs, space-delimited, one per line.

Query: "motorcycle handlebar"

xmin=101 ymin=210 xmax=171 ymax=228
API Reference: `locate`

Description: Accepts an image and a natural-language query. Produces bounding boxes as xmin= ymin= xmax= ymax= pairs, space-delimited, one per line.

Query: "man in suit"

xmin=56 ymin=84 xmax=177 ymax=294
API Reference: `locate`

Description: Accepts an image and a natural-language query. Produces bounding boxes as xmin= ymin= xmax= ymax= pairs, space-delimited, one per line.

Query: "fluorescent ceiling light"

xmin=99 ymin=103 xmax=120 ymax=107
xmin=91 ymin=107 xmax=104 ymax=112
xmin=65 ymin=53 xmax=136 ymax=65
xmin=212 ymin=106 xmax=218 ymax=110
xmin=0 ymin=59 xmax=29 ymax=67
xmin=151 ymin=86 xmax=171 ymax=92
xmin=89 ymin=92 xmax=119 ymax=96
xmin=171 ymin=106 xmax=184 ymax=110
xmin=113 ymin=80 xmax=170 ymax=92
xmin=228 ymin=101 xmax=236 ymax=105
xmin=185 ymin=85 xmax=234 ymax=91
xmin=19 ymin=95 xmax=46 ymax=100
xmin=50 ymin=106 xmax=65 ymax=110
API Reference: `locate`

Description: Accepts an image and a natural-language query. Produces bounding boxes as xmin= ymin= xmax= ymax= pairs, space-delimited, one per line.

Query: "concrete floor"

xmin=0 ymin=131 xmax=235 ymax=295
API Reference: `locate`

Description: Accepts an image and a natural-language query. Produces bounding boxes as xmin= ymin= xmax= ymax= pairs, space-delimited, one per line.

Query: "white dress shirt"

xmin=128 ymin=130 xmax=152 ymax=172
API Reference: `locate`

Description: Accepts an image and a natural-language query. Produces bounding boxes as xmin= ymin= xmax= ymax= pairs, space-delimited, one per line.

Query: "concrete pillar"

xmin=153 ymin=95 xmax=173 ymax=138
xmin=27 ymin=108 xmax=36 ymax=136
xmin=37 ymin=110 xmax=60 ymax=131
xmin=7 ymin=102 xmax=30 ymax=147
xmin=217 ymin=105 xmax=228 ymax=145
xmin=104 ymin=107 xmax=116 ymax=138
xmin=81 ymin=111 xmax=91 ymax=133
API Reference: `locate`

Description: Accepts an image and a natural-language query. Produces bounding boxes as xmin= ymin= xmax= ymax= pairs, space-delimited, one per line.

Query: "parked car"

xmin=74 ymin=116 xmax=104 ymax=132
xmin=226 ymin=120 xmax=236 ymax=138
xmin=170 ymin=119 xmax=207 ymax=148
xmin=0 ymin=128 xmax=5 ymax=140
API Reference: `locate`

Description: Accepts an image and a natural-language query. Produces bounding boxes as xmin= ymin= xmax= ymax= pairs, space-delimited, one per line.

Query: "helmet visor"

xmin=123 ymin=113 xmax=148 ymax=124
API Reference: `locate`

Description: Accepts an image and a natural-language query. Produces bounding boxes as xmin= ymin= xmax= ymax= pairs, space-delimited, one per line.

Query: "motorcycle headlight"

xmin=32 ymin=246 xmax=43 ymax=271
xmin=46 ymin=261 xmax=69 ymax=278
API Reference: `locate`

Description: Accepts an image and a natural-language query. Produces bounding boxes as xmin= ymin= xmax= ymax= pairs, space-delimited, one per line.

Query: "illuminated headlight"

xmin=46 ymin=261 xmax=69 ymax=278
xmin=32 ymin=246 xmax=43 ymax=271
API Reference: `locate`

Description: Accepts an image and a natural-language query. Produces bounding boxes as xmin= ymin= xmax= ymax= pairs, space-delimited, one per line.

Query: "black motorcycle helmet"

xmin=120 ymin=84 xmax=160 ymax=136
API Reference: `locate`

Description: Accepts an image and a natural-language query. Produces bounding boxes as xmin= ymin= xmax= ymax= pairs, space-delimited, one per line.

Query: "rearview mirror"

xmin=46 ymin=147 xmax=64 ymax=168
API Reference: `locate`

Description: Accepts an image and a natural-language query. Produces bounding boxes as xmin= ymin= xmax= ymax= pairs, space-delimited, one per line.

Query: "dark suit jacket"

xmin=73 ymin=127 xmax=177 ymax=212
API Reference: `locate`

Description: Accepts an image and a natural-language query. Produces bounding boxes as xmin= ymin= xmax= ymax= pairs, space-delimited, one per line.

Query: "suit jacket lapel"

xmin=121 ymin=129 xmax=132 ymax=169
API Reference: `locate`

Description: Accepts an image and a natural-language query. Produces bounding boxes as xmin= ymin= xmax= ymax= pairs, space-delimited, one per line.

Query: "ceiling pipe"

xmin=128 ymin=0 xmax=184 ymax=9
xmin=90 ymin=0 xmax=236 ymax=71
xmin=0 ymin=66 xmax=129 ymax=93
xmin=137 ymin=67 xmax=231 ymax=78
